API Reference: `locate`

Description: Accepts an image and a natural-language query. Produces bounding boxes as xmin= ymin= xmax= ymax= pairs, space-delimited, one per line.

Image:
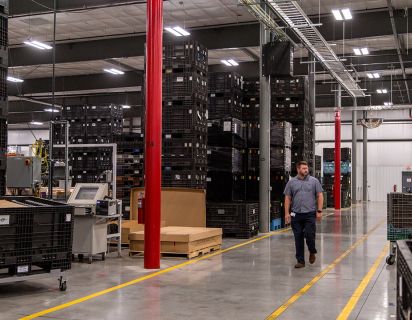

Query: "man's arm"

xmin=316 ymin=192 xmax=324 ymax=220
xmin=284 ymin=195 xmax=292 ymax=225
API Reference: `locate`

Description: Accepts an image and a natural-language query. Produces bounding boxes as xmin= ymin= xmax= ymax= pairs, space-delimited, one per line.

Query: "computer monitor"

xmin=68 ymin=183 xmax=109 ymax=206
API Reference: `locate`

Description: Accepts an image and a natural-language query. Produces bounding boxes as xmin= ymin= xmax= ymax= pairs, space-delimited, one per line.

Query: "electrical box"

xmin=402 ymin=171 xmax=412 ymax=193
xmin=6 ymin=156 xmax=42 ymax=188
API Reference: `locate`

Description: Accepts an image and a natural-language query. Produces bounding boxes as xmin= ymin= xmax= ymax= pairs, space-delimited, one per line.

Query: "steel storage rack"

xmin=0 ymin=197 xmax=74 ymax=291
xmin=387 ymin=193 xmax=412 ymax=265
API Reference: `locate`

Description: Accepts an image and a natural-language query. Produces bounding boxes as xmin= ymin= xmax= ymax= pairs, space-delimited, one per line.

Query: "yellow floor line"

xmin=336 ymin=243 xmax=389 ymax=320
xmin=20 ymin=227 xmax=294 ymax=320
xmin=265 ymin=218 xmax=385 ymax=320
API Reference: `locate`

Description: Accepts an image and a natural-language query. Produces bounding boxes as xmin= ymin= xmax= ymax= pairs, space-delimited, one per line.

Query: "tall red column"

xmin=144 ymin=0 xmax=163 ymax=269
xmin=334 ymin=109 xmax=341 ymax=210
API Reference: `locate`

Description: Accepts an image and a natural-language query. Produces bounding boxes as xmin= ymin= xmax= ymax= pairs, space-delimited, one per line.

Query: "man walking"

xmin=284 ymin=161 xmax=324 ymax=268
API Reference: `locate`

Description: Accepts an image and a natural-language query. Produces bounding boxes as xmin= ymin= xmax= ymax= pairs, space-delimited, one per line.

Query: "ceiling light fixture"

xmin=103 ymin=68 xmax=124 ymax=75
xmin=24 ymin=40 xmax=52 ymax=50
xmin=30 ymin=121 xmax=44 ymax=125
xmin=165 ymin=26 xmax=190 ymax=37
xmin=384 ymin=102 xmax=393 ymax=106
xmin=7 ymin=76 xmax=24 ymax=83
xmin=332 ymin=8 xmax=352 ymax=21
xmin=44 ymin=108 xmax=59 ymax=113
xmin=353 ymin=47 xmax=369 ymax=56
xmin=376 ymin=89 xmax=388 ymax=94
xmin=122 ymin=105 xmax=131 ymax=109
xmin=367 ymin=73 xmax=380 ymax=79
xmin=221 ymin=59 xmax=239 ymax=67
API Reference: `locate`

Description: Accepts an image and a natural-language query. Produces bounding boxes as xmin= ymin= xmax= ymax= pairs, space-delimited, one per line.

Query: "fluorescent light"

xmin=332 ymin=8 xmax=352 ymax=21
xmin=103 ymin=68 xmax=124 ymax=75
xmin=221 ymin=59 xmax=239 ymax=67
xmin=173 ymin=26 xmax=190 ymax=36
xmin=24 ymin=40 xmax=52 ymax=50
xmin=332 ymin=9 xmax=343 ymax=21
xmin=165 ymin=27 xmax=182 ymax=37
xmin=44 ymin=108 xmax=59 ymax=113
xmin=361 ymin=47 xmax=369 ymax=55
xmin=341 ymin=8 xmax=352 ymax=20
xmin=30 ymin=121 xmax=43 ymax=125
xmin=122 ymin=105 xmax=131 ymax=109
xmin=221 ymin=60 xmax=232 ymax=66
xmin=376 ymin=89 xmax=388 ymax=94
xmin=165 ymin=26 xmax=190 ymax=37
xmin=7 ymin=76 xmax=24 ymax=83
xmin=367 ymin=73 xmax=380 ymax=79
xmin=227 ymin=59 xmax=239 ymax=66
xmin=384 ymin=102 xmax=393 ymax=106
xmin=353 ymin=48 xmax=361 ymax=56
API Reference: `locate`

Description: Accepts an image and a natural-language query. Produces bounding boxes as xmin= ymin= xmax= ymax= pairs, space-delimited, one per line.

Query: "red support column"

xmin=144 ymin=0 xmax=163 ymax=269
xmin=334 ymin=109 xmax=341 ymax=210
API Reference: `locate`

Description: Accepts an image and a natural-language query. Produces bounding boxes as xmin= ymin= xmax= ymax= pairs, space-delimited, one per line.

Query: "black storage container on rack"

xmin=206 ymin=202 xmax=259 ymax=239
xmin=207 ymin=147 xmax=244 ymax=174
xmin=245 ymin=121 xmax=259 ymax=148
xmin=0 ymin=197 xmax=74 ymax=276
xmin=245 ymin=173 xmax=259 ymax=201
xmin=162 ymin=168 xmax=206 ymax=189
xmin=208 ymin=117 xmax=245 ymax=148
xmin=271 ymin=121 xmax=292 ymax=148
xmin=270 ymin=147 xmax=292 ymax=172
xmin=206 ymin=172 xmax=245 ymax=202
xmin=242 ymin=80 xmax=260 ymax=121
xmin=163 ymin=98 xmax=207 ymax=133
xmin=163 ymin=40 xmax=208 ymax=72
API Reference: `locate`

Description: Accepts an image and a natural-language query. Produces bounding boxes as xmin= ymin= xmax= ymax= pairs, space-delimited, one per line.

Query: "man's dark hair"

xmin=296 ymin=161 xmax=309 ymax=168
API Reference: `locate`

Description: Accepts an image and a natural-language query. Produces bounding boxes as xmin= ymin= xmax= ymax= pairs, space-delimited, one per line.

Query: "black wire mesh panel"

xmin=0 ymin=197 xmax=74 ymax=276
xmin=206 ymin=172 xmax=245 ymax=202
xmin=397 ymin=241 xmax=412 ymax=319
xmin=207 ymin=147 xmax=244 ymax=174
xmin=270 ymin=147 xmax=292 ymax=172
xmin=387 ymin=193 xmax=412 ymax=240
xmin=163 ymin=40 xmax=208 ymax=72
xmin=206 ymin=202 xmax=259 ymax=239
xmin=270 ymin=121 xmax=292 ymax=148
xmin=208 ymin=117 xmax=245 ymax=149
xmin=242 ymin=80 xmax=260 ymax=122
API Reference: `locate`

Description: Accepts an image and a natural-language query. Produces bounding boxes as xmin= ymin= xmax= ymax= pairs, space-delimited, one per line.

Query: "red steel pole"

xmin=144 ymin=0 xmax=163 ymax=269
xmin=334 ymin=109 xmax=341 ymax=210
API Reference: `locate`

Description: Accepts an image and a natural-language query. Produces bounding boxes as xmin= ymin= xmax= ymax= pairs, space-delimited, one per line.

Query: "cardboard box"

xmin=121 ymin=220 xmax=166 ymax=244
xmin=129 ymin=226 xmax=222 ymax=256
xmin=130 ymin=188 xmax=206 ymax=227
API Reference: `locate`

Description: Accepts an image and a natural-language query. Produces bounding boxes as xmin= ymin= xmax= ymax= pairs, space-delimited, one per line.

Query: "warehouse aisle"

xmin=1 ymin=202 xmax=395 ymax=320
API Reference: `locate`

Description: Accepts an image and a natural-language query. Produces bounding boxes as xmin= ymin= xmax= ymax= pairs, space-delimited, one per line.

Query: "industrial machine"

xmin=68 ymin=183 xmax=121 ymax=263
xmin=402 ymin=171 xmax=412 ymax=193
xmin=6 ymin=156 xmax=42 ymax=192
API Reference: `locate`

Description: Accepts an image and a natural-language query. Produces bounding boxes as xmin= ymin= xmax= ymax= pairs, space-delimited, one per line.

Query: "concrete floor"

xmin=0 ymin=202 xmax=396 ymax=320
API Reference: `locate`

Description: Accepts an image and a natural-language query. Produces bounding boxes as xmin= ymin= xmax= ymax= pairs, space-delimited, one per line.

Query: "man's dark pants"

xmin=291 ymin=211 xmax=317 ymax=264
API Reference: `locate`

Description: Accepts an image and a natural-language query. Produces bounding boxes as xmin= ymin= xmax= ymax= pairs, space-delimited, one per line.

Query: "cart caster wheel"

xmin=88 ymin=256 xmax=93 ymax=264
xmin=386 ymin=255 xmax=395 ymax=265
xmin=59 ymin=281 xmax=67 ymax=292
xmin=101 ymin=253 xmax=106 ymax=261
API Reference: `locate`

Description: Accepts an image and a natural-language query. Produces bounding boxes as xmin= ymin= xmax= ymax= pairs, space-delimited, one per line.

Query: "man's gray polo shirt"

xmin=283 ymin=175 xmax=323 ymax=213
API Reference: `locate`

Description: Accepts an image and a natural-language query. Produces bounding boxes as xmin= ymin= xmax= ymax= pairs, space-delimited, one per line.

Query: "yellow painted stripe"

xmin=265 ymin=218 xmax=385 ymax=319
xmin=20 ymin=227 xmax=293 ymax=320
xmin=336 ymin=243 xmax=389 ymax=320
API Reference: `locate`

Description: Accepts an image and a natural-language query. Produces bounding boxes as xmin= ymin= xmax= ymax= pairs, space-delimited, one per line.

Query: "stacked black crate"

xmin=53 ymin=104 xmax=123 ymax=187
xmin=270 ymin=121 xmax=292 ymax=228
xmin=315 ymin=155 xmax=322 ymax=182
xmin=0 ymin=6 xmax=7 ymax=195
xmin=116 ymin=78 xmax=145 ymax=219
xmin=206 ymin=72 xmax=258 ymax=239
xmin=162 ymin=40 xmax=208 ymax=189
xmin=323 ymin=147 xmax=351 ymax=208
xmin=271 ymin=77 xmax=313 ymax=173
xmin=243 ymin=80 xmax=260 ymax=202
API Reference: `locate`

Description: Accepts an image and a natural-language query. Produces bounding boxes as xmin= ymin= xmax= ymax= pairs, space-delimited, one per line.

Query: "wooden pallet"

xmin=129 ymin=244 xmax=221 ymax=259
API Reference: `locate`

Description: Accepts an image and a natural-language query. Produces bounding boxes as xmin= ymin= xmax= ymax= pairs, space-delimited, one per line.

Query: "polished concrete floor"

xmin=0 ymin=202 xmax=396 ymax=320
